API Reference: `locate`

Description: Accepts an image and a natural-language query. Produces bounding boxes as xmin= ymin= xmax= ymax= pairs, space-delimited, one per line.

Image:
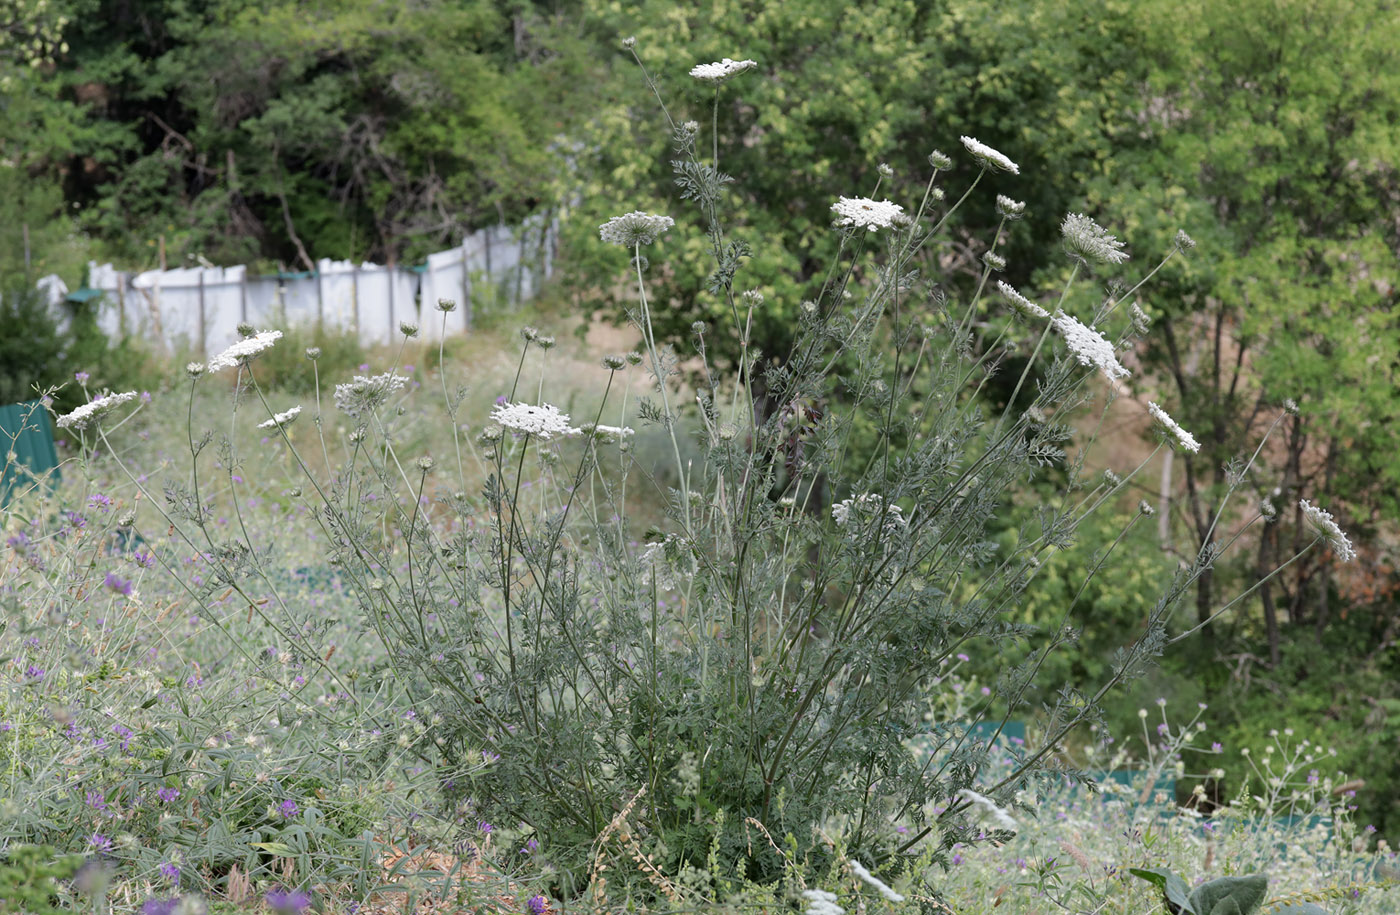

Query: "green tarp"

xmin=0 ymin=400 xmax=59 ymax=507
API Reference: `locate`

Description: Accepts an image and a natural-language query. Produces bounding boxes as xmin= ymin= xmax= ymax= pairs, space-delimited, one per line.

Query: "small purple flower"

xmin=1211 ymin=742 xmax=1223 ymax=752
xmin=277 ymin=799 xmax=300 ymax=819
xmin=157 ymin=787 xmax=180 ymax=803
xmin=265 ymin=888 xmax=312 ymax=913
xmin=85 ymin=790 xmax=107 ymax=811
xmin=89 ymin=493 xmax=112 ymax=512
xmin=478 ymin=820 xmax=493 ymax=834
xmin=142 ymin=897 xmax=179 ymax=915
xmin=159 ymin=861 xmax=180 ymax=880
xmin=956 ymin=653 xmax=970 ymax=662
xmin=25 ymin=665 xmax=45 ymax=681
xmin=89 ymin=834 xmax=112 ymax=853
xmin=135 ymin=551 xmax=156 ymax=568
xmin=526 ymin=894 xmax=548 ymax=915
xmin=76 ymin=371 xmax=90 ymax=384
xmin=141 ymin=391 xmax=152 ymax=404
xmin=104 ymin=572 xmax=133 ymax=596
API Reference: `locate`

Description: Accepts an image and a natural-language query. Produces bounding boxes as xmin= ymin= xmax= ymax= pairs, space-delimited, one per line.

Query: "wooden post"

xmin=315 ymin=262 xmax=324 ymax=329
xmin=460 ymin=238 xmax=471 ymax=331
xmin=197 ymin=271 xmax=207 ymax=354
xmin=239 ymin=266 xmax=249 ymax=324
xmin=352 ymin=263 xmax=361 ymax=339
xmin=117 ymin=272 xmax=127 ymax=338
xmin=386 ymin=256 xmax=396 ymax=339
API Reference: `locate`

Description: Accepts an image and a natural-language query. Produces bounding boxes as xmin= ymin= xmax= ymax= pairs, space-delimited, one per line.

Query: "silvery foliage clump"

xmin=122 ymin=50 xmax=1348 ymax=900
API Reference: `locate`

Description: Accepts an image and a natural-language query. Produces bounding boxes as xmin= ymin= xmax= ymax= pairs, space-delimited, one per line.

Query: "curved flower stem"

xmin=634 ymin=241 xmax=692 ymax=529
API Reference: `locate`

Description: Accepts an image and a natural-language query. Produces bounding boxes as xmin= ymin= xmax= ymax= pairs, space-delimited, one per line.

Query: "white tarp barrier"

xmin=79 ymin=213 xmax=558 ymax=352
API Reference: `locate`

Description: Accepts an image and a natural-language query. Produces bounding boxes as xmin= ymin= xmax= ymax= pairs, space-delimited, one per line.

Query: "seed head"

xmin=305 ymin=347 xmax=321 ymax=361
xmin=982 ymin=250 xmax=1006 ymax=271
xmin=877 ymin=162 xmax=893 ymax=178
xmin=400 ymin=321 xmax=419 ymax=337
xmin=186 ymin=362 xmax=205 ymax=380
xmin=928 ymin=150 xmax=953 ymax=170
xmin=436 ymin=298 xmax=457 ymax=313
xmin=621 ymin=36 xmax=636 ymax=50
xmin=995 ymin=195 xmax=1026 ymax=219
xmin=1061 ymin=213 xmax=1130 ymax=266
xmin=602 ymin=354 xmax=627 ymax=370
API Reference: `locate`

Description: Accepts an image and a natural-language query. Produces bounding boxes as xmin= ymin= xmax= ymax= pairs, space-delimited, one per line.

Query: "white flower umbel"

xmin=257 ymin=405 xmax=302 ymax=431
xmin=957 ymin=788 xmax=1019 ymax=832
xmin=576 ymin=422 xmax=635 ymax=442
xmin=848 ymin=860 xmax=904 ymax=903
xmin=1146 ymin=402 xmax=1200 ymax=453
xmin=598 ymin=211 xmax=675 ymax=247
xmin=996 ymin=280 xmax=1049 ymax=319
xmin=831 ymin=196 xmax=905 ymax=232
xmin=490 ymin=401 xmax=575 ymax=440
xmin=56 ymin=391 xmax=139 ymax=431
xmin=832 ymin=493 xmax=906 ymax=529
xmin=995 ymin=194 xmax=1026 ymax=219
xmin=206 ymin=330 xmax=283 ymax=372
xmin=1052 ymin=310 xmax=1130 ymax=381
xmin=1061 ymin=213 xmax=1130 ymax=266
xmin=333 ymin=372 xmax=409 ymax=418
xmin=800 ymin=889 xmax=844 ymax=915
xmin=1299 ymin=499 xmax=1356 ymax=562
xmin=689 ymin=57 xmax=757 ymax=82
xmin=959 ymin=135 xmax=1019 ymax=174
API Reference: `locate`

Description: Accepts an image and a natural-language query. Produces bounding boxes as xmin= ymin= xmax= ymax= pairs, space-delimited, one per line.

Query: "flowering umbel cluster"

xmin=1051 ymin=310 xmax=1130 ymax=381
xmin=490 ymin=402 xmax=575 ymax=440
xmin=333 ymin=373 xmax=408 ymax=418
xmin=1146 ymin=402 xmax=1200 ymax=453
xmin=688 ymin=57 xmax=757 ymax=82
xmin=959 ymin=135 xmax=1019 ymax=174
xmin=830 ymin=196 xmax=906 ymax=232
xmin=56 ymin=391 xmax=140 ymax=431
xmin=206 ymin=330 xmax=283 ymax=372
xmin=1299 ymin=499 xmax=1356 ymax=562
xmin=996 ymin=280 xmax=1049 ymax=319
xmin=599 ymin=212 xmax=675 ymax=247
xmin=1061 ymin=213 xmax=1130 ymax=266
xmin=257 ymin=405 xmax=302 ymax=431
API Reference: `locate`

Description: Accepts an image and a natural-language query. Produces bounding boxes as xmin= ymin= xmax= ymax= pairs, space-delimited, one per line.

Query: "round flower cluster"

xmin=257 ymin=405 xmax=302 ymax=430
xmin=959 ymin=135 xmax=1019 ymax=174
xmin=831 ymin=196 xmax=906 ymax=232
xmin=996 ymin=280 xmax=1049 ymax=319
xmin=490 ymin=401 xmax=574 ymax=440
xmin=1061 ymin=213 xmax=1130 ymax=266
xmin=831 ymin=493 xmax=906 ymax=530
xmin=599 ymin=211 xmax=675 ymax=247
xmin=56 ymin=391 xmax=140 ymax=431
xmin=1146 ymin=402 xmax=1200 ymax=453
xmin=206 ymin=330 xmax=283 ymax=372
xmin=689 ymin=57 xmax=757 ymax=82
xmin=995 ymin=195 xmax=1026 ymax=219
xmin=333 ymin=372 xmax=408 ymax=418
xmin=1051 ymin=310 xmax=1130 ymax=381
xmin=1299 ymin=499 xmax=1356 ymax=562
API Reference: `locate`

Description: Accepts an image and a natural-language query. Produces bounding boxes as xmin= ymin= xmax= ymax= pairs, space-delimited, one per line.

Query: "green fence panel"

xmin=0 ymin=400 xmax=59 ymax=508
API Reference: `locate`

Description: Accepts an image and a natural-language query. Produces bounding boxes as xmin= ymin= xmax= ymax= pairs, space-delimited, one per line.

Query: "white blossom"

xmin=490 ymin=401 xmax=575 ymax=439
xmin=1146 ymin=402 xmax=1200 ymax=453
xmin=832 ymin=493 xmax=905 ymax=529
xmin=831 ymin=196 xmax=905 ymax=232
xmin=1299 ymin=499 xmax=1356 ymax=562
xmin=689 ymin=57 xmax=757 ymax=82
xmin=56 ymin=391 xmax=139 ymax=431
xmin=1051 ymin=310 xmax=1130 ymax=381
xmin=995 ymin=194 xmax=1026 ymax=219
xmin=206 ymin=330 xmax=283 ymax=372
xmin=801 ymin=889 xmax=844 ymax=915
xmin=257 ymin=405 xmax=302 ymax=430
xmin=334 ymin=372 xmax=408 ymax=418
xmin=848 ymin=860 xmax=904 ymax=903
xmin=959 ymin=135 xmax=1019 ymax=174
xmin=996 ymin=280 xmax=1049 ymax=319
xmin=1061 ymin=213 xmax=1130 ymax=266
xmin=957 ymin=788 xmax=1019 ymax=832
xmin=599 ymin=211 xmax=675 ymax=247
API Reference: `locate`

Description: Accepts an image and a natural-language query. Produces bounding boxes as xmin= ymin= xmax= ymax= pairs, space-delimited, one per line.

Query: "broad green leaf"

xmin=1130 ymin=867 xmax=1196 ymax=914
xmin=1190 ymin=876 xmax=1269 ymax=915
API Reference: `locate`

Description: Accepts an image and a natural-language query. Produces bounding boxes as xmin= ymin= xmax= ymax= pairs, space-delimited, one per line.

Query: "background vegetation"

xmin=2 ymin=0 xmax=1398 ymax=904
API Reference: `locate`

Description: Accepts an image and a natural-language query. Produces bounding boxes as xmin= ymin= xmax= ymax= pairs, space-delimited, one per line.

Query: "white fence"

xmin=82 ymin=215 xmax=556 ymax=353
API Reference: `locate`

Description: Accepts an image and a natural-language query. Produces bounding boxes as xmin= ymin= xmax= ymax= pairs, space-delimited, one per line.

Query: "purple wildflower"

xmin=157 ymin=787 xmax=180 ymax=803
xmin=478 ymin=821 xmax=493 ymax=834
xmin=85 ymin=790 xmax=107 ymax=811
xmin=526 ymin=894 xmax=548 ymax=915
xmin=104 ymin=572 xmax=133 ymax=596
xmin=277 ymin=799 xmax=299 ymax=819
xmin=89 ymin=494 xmax=112 ymax=512
xmin=142 ymin=898 xmax=179 ymax=915
xmin=75 ymin=372 xmax=90 ymax=384
xmin=89 ymin=834 xmax=112 ymax=853
xmin=25 ymin=665 xmax=45 ymax=681
xmin=265 ymin=888 xmax=312 ymax=913
xmin=159 ymin=862 xmax=180 ymax=880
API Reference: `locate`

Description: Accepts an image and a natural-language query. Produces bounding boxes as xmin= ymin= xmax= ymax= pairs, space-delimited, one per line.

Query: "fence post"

xmin=315 ymin=262 xmax=324 ymax=329
xmin=117 ymin=271 xmax=127 ymax=338
xmin=386 ymin=259 xmax=396 ymax=340
xmin=352 ymin=263 xmax=361 ymax=340
xmin=239 ymin=266 xmax=249 ymax=324
xmin=198 ymin=271 xmax=207 ymax=354
xmin=460 ymin=238 xmax=472 ymax=330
